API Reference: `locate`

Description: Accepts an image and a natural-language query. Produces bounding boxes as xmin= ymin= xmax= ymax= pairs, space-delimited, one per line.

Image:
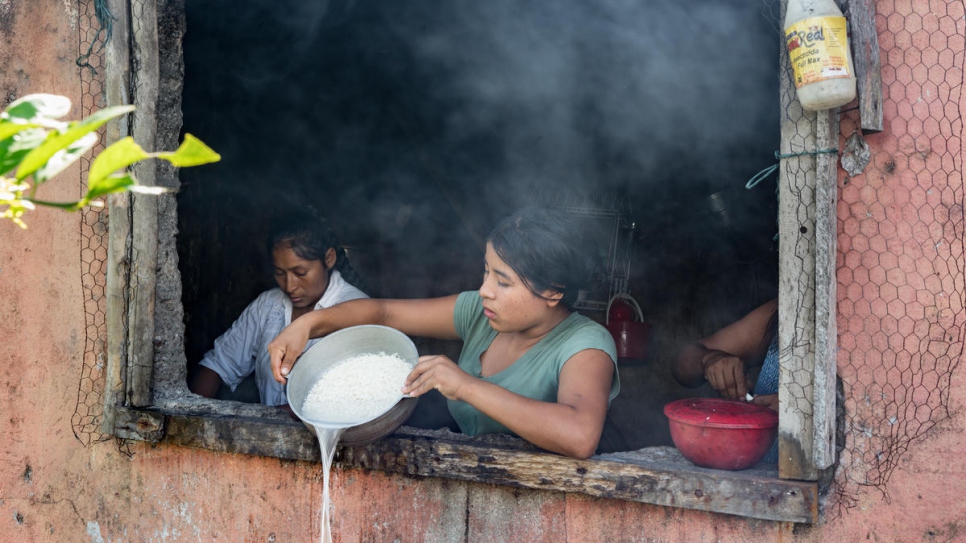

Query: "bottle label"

xmin=785 ymin=16 xmax=852 ymax=88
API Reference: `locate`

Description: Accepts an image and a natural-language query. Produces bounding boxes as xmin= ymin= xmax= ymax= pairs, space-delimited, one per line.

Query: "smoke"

xmin=180 ymin=0 xmax=783 ymax=301
xmin=378 ymin=0 xmax=784 ymax=213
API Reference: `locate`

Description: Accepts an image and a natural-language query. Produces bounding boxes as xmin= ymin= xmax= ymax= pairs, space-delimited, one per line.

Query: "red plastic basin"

xmin=664 ymin=398 xmax=778 ymax=470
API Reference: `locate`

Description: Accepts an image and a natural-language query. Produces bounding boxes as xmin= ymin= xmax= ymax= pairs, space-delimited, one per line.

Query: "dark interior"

xmin=178 ymin=0 xmax=782 ymax=452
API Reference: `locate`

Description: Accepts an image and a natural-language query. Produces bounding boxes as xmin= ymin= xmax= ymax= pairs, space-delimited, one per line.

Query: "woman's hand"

xmin=701 ymin=349 xmax=748 ymax=400
xmin=268 ymin=317 xmax=312 ymax=383
xmin=402 ymin=354 xmax=474 ymax=400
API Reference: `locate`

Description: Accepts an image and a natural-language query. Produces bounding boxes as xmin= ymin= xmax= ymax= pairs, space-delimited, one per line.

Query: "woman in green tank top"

xmin=269 ymin=206 xmax=620 ymax=459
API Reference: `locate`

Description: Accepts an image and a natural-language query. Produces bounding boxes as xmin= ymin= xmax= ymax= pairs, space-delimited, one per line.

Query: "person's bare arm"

xmin=672 ymin=299 xmax=777 ymax=400
xmin=673 ymin=342 xmax=719 ymax=388
xmin=403 ymin=349 xmax=614 ymax=459
xmin=189 ymin=366 xmax=223 ymax=398
xmin=269 ymin=295 xmax=461 ymax=383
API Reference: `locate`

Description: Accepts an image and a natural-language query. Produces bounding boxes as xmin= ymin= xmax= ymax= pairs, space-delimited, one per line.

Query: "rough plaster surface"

xmin=1 ymin=1 xmax=965 ymax=542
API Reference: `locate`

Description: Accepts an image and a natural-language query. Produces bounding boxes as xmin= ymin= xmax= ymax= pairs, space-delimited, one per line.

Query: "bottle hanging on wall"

xmin=784 ymin=0 xmax=857 ymax=111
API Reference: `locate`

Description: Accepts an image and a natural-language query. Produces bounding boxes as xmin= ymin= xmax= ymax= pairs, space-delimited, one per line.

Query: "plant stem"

xmin=22 ymin=197 xmax=86 ymax=211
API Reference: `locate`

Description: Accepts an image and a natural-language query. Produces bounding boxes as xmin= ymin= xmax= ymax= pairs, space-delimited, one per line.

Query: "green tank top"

xmin=448 ymin=291 xmax=620 ymax=436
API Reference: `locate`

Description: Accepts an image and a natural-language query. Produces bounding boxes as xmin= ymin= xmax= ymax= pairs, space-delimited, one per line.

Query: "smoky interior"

xmin=178 ymin=0 xmax=782 ymax=452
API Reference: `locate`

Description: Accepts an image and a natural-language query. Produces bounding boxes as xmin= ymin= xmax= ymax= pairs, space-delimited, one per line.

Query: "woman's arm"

xmin=269 ymin=295 xmax=461 ymax=382
xmin=190 ymin=293 xmax=272 ymax=396
xmin=188 ymin=365 xmax=224 ymax=398
xmin=404 ymin=349 xmax=614 ymax=459
xmin=672 ymin=299 xmax=778 ymax=400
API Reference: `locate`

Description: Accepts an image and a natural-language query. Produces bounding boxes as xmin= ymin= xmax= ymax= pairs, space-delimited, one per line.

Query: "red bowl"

xmin=664 ymin=398 xmax=778 ymax=470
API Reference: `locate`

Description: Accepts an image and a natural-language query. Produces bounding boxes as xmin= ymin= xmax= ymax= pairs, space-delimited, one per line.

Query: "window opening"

xmin=175 ymin=0 xmax=783 ymax=451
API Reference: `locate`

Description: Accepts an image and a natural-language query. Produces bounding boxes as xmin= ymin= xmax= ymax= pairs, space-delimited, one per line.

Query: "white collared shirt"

xmin=198 ymin=270 xmax=368 ymax=405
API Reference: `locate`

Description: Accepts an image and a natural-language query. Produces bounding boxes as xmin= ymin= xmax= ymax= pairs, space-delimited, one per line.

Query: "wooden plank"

xmin=777 ymin=0 xmax=835 ymax=481
xmin=162 ymin=411 xmax=322 ymax=460
xmin=346 ymin=439 xmax=817 ymax=523
xmin=139 ymin=407 xmax=817 ymax=523
xmin=776 ymin=125 xmax=821 ymax=481
xmin=114 ymin=406 xmax=165 ymax=441
xmin=102 ymin=0 xmax=132 ymax=435
xmin=847 ymin=0 xmax=884 ymax=133
xmin=778 ymin=81 xmax=818 ymax=481
xmin=126 ymin=0 xmax=161 ymax=406
xmin=812 ymin=113 xmax=839 ymax=470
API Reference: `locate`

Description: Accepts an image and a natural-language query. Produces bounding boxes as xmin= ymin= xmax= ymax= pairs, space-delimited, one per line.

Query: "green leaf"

xmin=83 ymin=173 xmax=136 ymax=201
xmin=0 ymin=122 xmax=38 ymax=142
xmin=154 ymin=134 xmax=221 ymax=167
xmin=0 ymin=128 xmax=48 ymax=177
xmin=34 ymin=132 xmax=99 ymax=183
xmin=2 ymin=94 xmax=71 ymax=123
xmin=15 ymin=104 xmax=135 ymax=181
xmin=88 ymin=137 xmax=149 ymax=188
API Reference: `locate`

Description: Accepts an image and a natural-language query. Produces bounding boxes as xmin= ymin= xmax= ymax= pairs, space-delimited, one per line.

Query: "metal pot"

xmin=286 ymin=324 xmax=420 ymax=447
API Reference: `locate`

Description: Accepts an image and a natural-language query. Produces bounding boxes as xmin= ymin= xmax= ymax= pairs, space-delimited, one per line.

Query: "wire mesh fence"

xmin=72 ymin=0 xmax=112 ymax=448
xmin=829 ymin=0 xmax=965 ymax=513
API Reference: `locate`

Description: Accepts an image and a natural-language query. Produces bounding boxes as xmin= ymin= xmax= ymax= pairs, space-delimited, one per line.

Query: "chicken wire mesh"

xmin=72 ymin=0 xmax=113 ymax=448
xmin=830 ymin=0 xmax=965 ymax=514
xmin=67 ymin=0 xmax=966 ymax=519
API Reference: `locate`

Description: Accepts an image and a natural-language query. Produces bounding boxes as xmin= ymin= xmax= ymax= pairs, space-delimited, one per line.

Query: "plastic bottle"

xmin=784 ymin=0 xmax=857 ymax=111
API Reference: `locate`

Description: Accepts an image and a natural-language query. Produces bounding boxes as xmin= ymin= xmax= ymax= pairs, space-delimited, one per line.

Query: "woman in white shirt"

xmin=188 ymin=212 xmax=368 ymax=408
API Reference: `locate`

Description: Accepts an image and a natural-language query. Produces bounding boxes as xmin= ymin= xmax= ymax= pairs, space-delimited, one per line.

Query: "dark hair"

xmin=267 ymin=211 xmax=366 ymax=291
xmin=487 ymin=205 xmax=598 ymax=309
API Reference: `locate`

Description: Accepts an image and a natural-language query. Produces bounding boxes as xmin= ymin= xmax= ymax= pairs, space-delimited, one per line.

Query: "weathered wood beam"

xmin=848 ymin=0 xmax=884 ymax=133
xmin=113 ymin=405 xmax=166 ymax=441
xmin=346 ymin=436 xmax=818 ymax=523
xmin=812 ymin=113 xmax=839 ymax=471
xmin=163 ymin=410 xmax=322 ymax=461
xmin=127 ymin=0 xmax=161 ymax=406
xmin=777 ymin=0 xmax=839 ymax=481
xmin=102 ymin=0 xmax=133 ymax=435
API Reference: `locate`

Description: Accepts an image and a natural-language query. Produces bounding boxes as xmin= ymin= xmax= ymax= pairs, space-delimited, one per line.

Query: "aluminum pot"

xmin=286 ymin=324 xmax=420 ymax=447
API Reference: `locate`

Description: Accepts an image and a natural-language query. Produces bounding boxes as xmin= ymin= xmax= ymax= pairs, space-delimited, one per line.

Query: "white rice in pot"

xmin=300 ymin=352 xmax=413 ymax=424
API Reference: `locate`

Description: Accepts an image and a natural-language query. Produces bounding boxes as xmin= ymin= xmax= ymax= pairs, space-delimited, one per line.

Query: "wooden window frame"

xmin=97 ymin=0 xmax=875 ymax=524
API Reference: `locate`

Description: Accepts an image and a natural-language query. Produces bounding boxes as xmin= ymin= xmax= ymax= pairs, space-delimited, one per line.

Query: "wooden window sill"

xmin=114 ymin=405 xmax=817 ymax=523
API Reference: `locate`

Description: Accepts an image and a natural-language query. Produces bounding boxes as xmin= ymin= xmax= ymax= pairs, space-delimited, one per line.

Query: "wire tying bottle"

xmin=784 ymin=0 xmax=857 ymax=111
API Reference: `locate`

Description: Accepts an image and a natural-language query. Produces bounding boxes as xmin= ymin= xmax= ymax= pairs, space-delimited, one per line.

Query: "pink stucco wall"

xmin=1 ymin=1 xmax=964 ymax=542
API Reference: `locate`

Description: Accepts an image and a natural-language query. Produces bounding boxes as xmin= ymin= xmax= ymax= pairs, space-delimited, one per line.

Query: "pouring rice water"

xmin=286 ymin=325 xmax=418 ymax=543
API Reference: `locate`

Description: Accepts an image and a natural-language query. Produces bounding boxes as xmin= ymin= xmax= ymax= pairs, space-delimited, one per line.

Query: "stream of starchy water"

xmin=313 ymin=423 xmax=347 ymax=543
